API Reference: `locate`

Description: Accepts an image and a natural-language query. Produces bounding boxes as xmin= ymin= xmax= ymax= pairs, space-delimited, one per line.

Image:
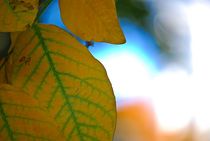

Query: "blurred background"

xmin=39 ymin=0 xmax=210 ymax=140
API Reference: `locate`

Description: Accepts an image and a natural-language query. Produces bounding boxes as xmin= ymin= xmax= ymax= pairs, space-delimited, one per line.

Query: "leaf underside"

xmin=8 ymin=24 xmax=116 ymax=141
xmin=59 ymin=0 xmax=125 ymax=44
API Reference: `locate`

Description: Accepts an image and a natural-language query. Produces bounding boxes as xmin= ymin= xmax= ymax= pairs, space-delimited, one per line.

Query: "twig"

xmin=35 ymin=0 xmax=53 ymax=22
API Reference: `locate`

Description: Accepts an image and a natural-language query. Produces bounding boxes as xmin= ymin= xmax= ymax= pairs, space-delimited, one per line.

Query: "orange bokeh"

xmin=115 ymin=101 xmax=158 ymax=141
xmin=115 ymin=101 xmax=196 ymax=141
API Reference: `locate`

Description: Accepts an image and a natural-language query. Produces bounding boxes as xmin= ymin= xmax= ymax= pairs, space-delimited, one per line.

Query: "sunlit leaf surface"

xmin=0 ymin=84 xmax=65 ymax=141
xmin=9 ymin=24 xmax=116 ymax=141
xmin=0 ymin=0 xmax=38 ymax=32
xmin=59 ymin=0 xmax=126 ymax=44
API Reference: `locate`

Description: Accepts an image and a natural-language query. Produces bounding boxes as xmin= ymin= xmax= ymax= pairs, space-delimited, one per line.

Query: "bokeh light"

xmin=89 ymin=20 xmax=160 ymax=103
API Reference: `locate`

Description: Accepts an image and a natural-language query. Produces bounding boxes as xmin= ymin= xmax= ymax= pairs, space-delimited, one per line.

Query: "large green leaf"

xmin=8 ymin=24 xmax=116 ymax=141
xmin=0 ymin=0 xmax=38 ymax=32
xmin=0 ymin=84 xmax=65 ymax=141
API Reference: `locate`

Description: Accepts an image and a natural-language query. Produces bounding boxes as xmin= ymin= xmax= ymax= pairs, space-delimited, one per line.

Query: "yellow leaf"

xmin=0 ymin=0 xmax=39 ymax=32
xmin=10 ymin=32 xmax=22 ymax=49
xmin=0 ymin=84 xmax=65 ymax=141
xmin=59 ymin=0 xmax=126 ymax=44
xmin=8 ymin=24 xmax=116 ymax=141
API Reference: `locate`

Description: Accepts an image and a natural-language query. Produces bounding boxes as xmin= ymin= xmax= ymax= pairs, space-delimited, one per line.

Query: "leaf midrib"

xmin=33 ymin=25 xmax=84 ymax=141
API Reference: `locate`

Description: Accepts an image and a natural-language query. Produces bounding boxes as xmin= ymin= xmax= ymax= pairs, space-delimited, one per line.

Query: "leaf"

xmin=8 ymin=24 xmax=116 ymax=141
xmin=0 ymin=0 xmax=39 ymax=32
xmin=59 ymin=0 xmax=126 ymax=44
xmin=0 ymin=84 xmax=65 ymax=141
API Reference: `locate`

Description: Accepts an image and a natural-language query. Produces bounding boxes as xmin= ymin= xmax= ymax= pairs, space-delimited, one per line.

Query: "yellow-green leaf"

xmin=0 ymin=0 xmax=39 ymax=32
xmin=9 ymin=24 xmax=116 ymax=141
xmin=59 ymin=0 xmax=126 ymax=44
xmin=0 ymin=84 xmax=65 ymax=141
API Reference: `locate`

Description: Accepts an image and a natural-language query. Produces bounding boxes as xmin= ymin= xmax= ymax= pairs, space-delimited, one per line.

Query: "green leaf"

xmin=59 ymin=0 xmax=126 ymax=44
xmin=8 ymin=24 xmax=116 ymax=141
xmin=0 ymin=84 xmax=66 ymax=141
xmin=0 ymin=0 xmax=39 ymax=32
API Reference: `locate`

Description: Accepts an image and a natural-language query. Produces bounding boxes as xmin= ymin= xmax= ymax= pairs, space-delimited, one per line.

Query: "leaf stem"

xmin=35 ymin=0 xmax=53 ymax=22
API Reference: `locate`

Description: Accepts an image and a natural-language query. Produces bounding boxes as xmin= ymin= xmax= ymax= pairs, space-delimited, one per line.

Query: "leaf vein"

xmin=78 ymin=122 xmax=110 ymax=138
xmin=0 ymin=101 xmax=15 ymax=140
xmin=59 ymin=72 xmax=111 ymax=99
xmin=14 ymin=132 xmax=50 ymax=141
xmin=1 ymin=102 xmax=42 ymax=110
xmin=47 ymin=86 xmax=59 ymax=109
xmin=6 ymin=115 xmax=53 ymax=125
xmin=68 ymin=95 xmax=113 ymax=120
xmin=66 ymin=126 xmax=76 ymax=141
xmin=22 ymin=54 xmax=46 ymax=89
xmin=54 ymin=103 xmax=66 ymax=120
xmin=33 ymin=67 xmax=51 ymax=98
xmin=33 ymin=25 xmax=84 ymax=141
xmin=61 ymin=115 xmax=71 ymax=132
xmin=44 ymin=37 xmax=85 ymax=54
xmin=81 ymin=133 xmax=99 ymax=141
xmin=49 ymin=51 xmax=102 ymax=73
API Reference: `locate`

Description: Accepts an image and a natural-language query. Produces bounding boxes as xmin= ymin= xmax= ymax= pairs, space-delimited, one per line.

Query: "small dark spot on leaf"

xmin=19 ymin=56 xmax=26 ymax=62
xmin=19 ymin=56 xmax=31 ymax=65
xmin=25 ymin=24 xmax=31 ymax=29
xmin=9 ymin=0 xmax=34 ymax=11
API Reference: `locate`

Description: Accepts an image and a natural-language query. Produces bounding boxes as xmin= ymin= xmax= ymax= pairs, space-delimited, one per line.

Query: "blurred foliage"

xmin=116 ymin=0 xmax=191 ymax=70
xmin=116 ymin=0 xmax=150 ymax=27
